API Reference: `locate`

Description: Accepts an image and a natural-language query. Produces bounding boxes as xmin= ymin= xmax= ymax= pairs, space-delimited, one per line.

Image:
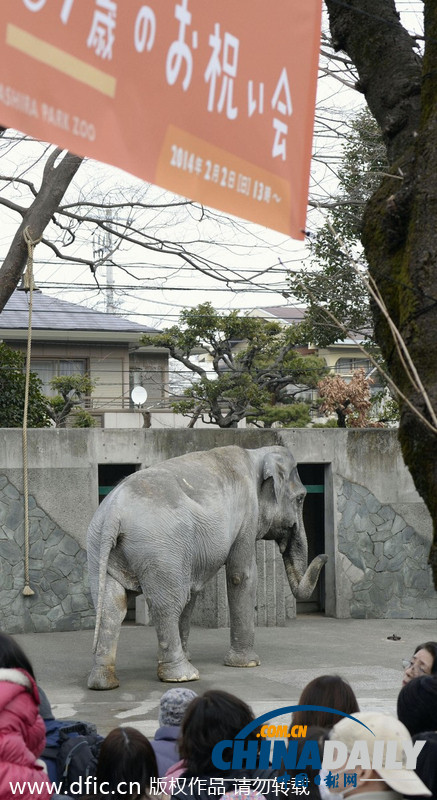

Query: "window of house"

xmin=130 ymin=366 xmax=164 ymax=403
xmin=335 ymin=357 xmax=371 ymax=375
xmin=334 ymin=357 xmax=382 ymax=391
xmin=30 ymin=359 xmax=87 ymax=395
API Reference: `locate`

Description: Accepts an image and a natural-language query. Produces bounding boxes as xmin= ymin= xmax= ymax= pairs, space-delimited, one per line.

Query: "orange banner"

xmin=0 ymin=1 xmax=321 ymax=239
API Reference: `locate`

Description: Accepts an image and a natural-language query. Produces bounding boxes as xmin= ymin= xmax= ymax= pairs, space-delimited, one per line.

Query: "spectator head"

xmin=179 ymin=689 xmax=255 ymax=776
xmin=292 ymin=674 xmax=359 ymax=730
xmin=158 ymin=687 xmax=198 ymax=727
xmin=96 ymin=727 xmax=158 ymax=800
xmin=402 ymin=642 xmax=437 ymax=687
xmin=397 ymin=675 xmax=437 ymax=736
xmin=328 ymin=712 xmax=430 ymax=797
xmin=0 ymin=632 xmax=35 ymax=679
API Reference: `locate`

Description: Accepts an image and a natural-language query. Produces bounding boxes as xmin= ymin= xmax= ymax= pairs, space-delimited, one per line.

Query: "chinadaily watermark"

xmin=210 ymin=705 xmax=426 ymax=788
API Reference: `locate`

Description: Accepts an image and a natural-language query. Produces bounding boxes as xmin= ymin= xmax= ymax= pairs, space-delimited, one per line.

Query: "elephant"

xmin=87 ymin=444 xmax=327 ymax=689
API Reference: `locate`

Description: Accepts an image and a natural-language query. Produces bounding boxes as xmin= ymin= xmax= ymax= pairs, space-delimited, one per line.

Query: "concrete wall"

xmin=0 ymin=428 xmax=435 ymax=634
xmin=102 ymin=410 xmax=247 ymax=430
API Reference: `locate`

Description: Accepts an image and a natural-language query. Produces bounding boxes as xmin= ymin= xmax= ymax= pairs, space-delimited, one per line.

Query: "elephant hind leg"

xmin=88 ymin=574 xmax=127 ymax=690
xmin=152 ymin=604 xmax=200 ymax=683
xmin=179 ymin=592 xmax=198 ymax=660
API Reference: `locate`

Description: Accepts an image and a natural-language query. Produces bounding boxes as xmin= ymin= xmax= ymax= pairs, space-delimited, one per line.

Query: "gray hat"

xmin=159 ymin=687 xmax=198 ymax=726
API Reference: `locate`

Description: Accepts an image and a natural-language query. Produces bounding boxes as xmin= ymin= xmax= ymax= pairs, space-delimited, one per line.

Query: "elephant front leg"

xmin=224 ymin=552 xmax=260 ymax=668
xmin=88 ymin=575 xmax=127 ymax=690
xmin=153 ymin=606 xmax=200 ymax=682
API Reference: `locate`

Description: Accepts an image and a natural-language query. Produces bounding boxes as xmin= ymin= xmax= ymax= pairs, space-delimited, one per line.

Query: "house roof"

xmin=261 ymin=306 xmax=306 ymax=324
xmin=255 ymin=306 xmax=369 ymax=345
xmin=0 ymin=290 xmax=158 ymax=336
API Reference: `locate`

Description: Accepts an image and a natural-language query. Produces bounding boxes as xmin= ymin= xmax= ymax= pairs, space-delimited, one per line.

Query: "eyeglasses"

xmin=402 ymin=658 xmax=430 ymax=675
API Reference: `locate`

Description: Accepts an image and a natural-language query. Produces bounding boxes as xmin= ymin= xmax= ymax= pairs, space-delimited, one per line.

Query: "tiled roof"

xmin=262 ymin=306 xmax=306 ymax=323
xmin=261 ymin=305 xmax=370 ymax=341
xmin=0 ymin=290 xmax=158 ymax=334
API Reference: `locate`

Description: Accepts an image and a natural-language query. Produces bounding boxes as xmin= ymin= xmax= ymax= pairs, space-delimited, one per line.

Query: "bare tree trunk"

xmin=0 ymin=148 xmax=82 ymax=311
xmin=335 ymin=406 xmax=347 ymax=428
xmin=325 ymin=0 xmax=437 ymax=586
xmin=187 ymin=407 xmax=202 ymax=428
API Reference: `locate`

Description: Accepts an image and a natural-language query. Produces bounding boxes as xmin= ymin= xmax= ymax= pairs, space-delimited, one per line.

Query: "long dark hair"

xmin=95 ymin=727 xmax=158 ymax=799
xmin=292 ymin=674 xmax=359 ymax=730
xmin=0 ymin=632 xmax=35 ymax=678
xmin=179 ymin=689 xmax=256 ymax=777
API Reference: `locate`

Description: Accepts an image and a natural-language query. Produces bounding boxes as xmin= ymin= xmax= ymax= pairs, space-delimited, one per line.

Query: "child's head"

xmin=96 ymin=727 xmax=158 ymax=799
xmin=179 ymin=689 xmax=256 ymax=776
xmin=292 ymin=674 xmax=359 ymax=730
xmin=158 ymin=687 xmax=197 ymax=726
xmin=0 ymin=632 xmax=35 ymax=678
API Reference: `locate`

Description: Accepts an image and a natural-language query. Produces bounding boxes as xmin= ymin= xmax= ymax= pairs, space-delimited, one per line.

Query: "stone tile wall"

xmin=337 ymin=479 xmax=437 ymax=618
xmin=0 ymin=475 xmax=95 ymax=633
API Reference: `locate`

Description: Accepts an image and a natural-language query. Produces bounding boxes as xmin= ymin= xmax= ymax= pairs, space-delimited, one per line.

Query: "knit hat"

xmin=329 ymin=711 xmax=431 ymax=796
xmin=397 ymin=675 xmax=437 ymax=736
xmin=159 ymin=688 xmax=198 ymax=726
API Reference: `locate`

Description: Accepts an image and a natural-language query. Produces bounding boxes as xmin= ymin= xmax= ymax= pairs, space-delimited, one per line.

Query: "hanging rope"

xmin=22 ymin=226 xmax=42 ymax=597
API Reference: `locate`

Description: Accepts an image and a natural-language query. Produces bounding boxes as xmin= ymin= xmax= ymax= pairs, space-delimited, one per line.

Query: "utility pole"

xmin=92 ymin=209 xmax=117 ymax=314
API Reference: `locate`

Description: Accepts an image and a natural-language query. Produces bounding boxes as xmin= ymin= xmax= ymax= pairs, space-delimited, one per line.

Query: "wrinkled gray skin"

xmin=87 ymin=445 xmax=327 ymax=689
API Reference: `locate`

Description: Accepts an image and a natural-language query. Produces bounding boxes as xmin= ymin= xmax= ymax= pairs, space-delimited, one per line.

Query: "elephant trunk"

xmin=282 ymin=513 xmax=327 ymax=601
xmin=283 ymin=550 xmax=328 ymax=600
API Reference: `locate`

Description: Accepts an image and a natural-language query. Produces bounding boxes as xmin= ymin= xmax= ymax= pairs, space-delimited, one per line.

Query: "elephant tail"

xmin=91 ymin=512 xmax=120 ymax=654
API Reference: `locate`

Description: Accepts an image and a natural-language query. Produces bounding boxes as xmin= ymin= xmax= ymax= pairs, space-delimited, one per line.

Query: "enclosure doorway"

xmin=97 ymin=463 xmax=139 ymax=504
xmin=296 ymin=463 xmax=326 ymax=614
xmin=98 ymin=463 xmax=141 ymax=621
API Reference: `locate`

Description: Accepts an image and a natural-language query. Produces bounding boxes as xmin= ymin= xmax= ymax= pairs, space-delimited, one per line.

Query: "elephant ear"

xmin=262 ymin=451 xmax=287 ymax=500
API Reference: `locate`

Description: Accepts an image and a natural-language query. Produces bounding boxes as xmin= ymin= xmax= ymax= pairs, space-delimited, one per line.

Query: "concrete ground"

xmin=15 ymin=616 xmax=437 ymax=737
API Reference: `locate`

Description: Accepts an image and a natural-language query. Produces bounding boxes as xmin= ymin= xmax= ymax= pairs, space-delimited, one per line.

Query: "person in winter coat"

xmin=166 ymin=689 xmax=287 ymax=800
xmin=0 ymin=632 xmax=53 ymax=800
xmin=151 ymin=688 xmax=197 ymax=777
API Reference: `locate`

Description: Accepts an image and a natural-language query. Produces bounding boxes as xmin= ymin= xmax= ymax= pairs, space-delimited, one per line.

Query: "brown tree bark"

xmin=325 ymin=0 xmax=437 ymax=585
xmin=0 ymin=148 xmax=82 ymax=311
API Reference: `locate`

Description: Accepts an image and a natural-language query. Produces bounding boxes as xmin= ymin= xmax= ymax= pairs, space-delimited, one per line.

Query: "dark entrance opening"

xmin=98 ymin=463 xmax=139 ymax=504
xmin=296 ymin=463 xmax=326 ymax=614
xmin=98 ymin=463 xmax=140 ymax=621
